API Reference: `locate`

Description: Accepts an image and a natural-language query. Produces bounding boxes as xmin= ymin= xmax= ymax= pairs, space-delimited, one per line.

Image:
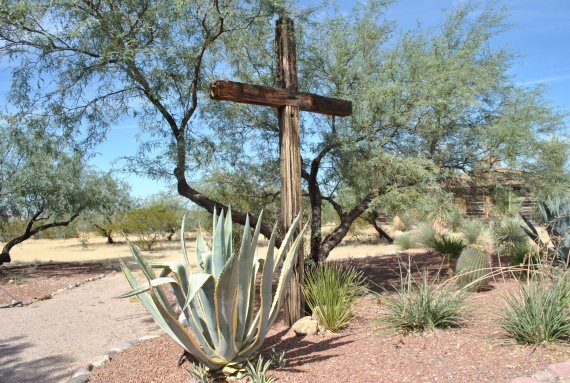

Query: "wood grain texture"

xmin=276 ymin=17 xmax=304 ymax=326
xmin=210 ymin=80 xmax=352 ymax=117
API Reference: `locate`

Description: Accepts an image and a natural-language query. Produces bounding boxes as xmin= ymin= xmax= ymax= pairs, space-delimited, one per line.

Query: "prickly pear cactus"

xmin=456 ymin=245 xmax=490 ymax=291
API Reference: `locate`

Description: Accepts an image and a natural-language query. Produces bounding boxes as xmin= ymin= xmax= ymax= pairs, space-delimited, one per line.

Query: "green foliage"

xmin=494 ymin=215 xmax=529 ymax=255
xmin=501 ymin=272 xmax=570 ymax=345
xmin=244 ymin=355 xmax=276 ymax=383
xmin=121 ymin=209 xmax=306 ymax=373
xmin=523 ymin=197 xmax=570 ymax=264
xmin=510 ymin=244 xmax=540 ymax=267
xmin=394 ymin=232 xmax=416 ymax=250
xmin=459 ymin=220 xmax=487 ymax=246
xmin=0 ymin=117 xmax=111 ymax=255
xmin=186 ymin=363 xmax=214 ymax=383
xmin=119 ymin=202 xmax=182 ymax=250
xmin=303 ymin=262 xmax=366 ymax=332
xmin=269 ymin=348 xmax=286 ymax=369
xmin=415 ymin=223 xmax=438 ymax=249
xmin=456 ymin=246 xmax=490 ymax=291
xmin=431 ymin=236 xmax=466 ymax=260
xmin=381 ymin=272 xmax=465 ymax=334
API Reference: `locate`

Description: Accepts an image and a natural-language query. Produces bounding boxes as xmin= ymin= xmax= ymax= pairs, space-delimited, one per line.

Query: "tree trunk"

xmin=94 ymin=224 xmax=115 ymax=244
xmin=318 ymin=192 xmax=376 ymax=260
xmin=1 ymin=211 xmax=81 ymax=262
xmin=367 ymin=212 xmax=393 ymax=243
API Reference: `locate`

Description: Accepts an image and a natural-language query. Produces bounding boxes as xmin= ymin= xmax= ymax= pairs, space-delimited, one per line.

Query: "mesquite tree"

xmin=0 ymin=118 xmax=111 ymax=263
xmin=0 ymin=1 xmax=567 ymax=263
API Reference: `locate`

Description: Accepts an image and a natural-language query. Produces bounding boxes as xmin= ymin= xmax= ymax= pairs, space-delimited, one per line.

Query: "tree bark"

xmin=277 ymin=17 xmax=304 ymax=326
xmin=318 ymin=192 xmax=376 ymax=260
xmin=367 ymin=212 xmax=393 ymax=243
xmin=1 ymin=211 xmax=82 ymax=261
xmin=94 ymin=224 xmax=114 ymax=244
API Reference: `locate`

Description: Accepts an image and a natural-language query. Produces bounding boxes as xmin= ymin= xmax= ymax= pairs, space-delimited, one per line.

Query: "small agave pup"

xmin=120 ymin=209 xmax=306 ymax=374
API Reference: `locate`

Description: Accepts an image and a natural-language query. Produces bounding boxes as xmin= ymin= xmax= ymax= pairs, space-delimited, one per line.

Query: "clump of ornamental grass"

xmin=303 ymin=262 xmax=367 ymax=332
xmin=460 ymin=219 xmax=488 ymax=246
xmin=501 ymin=270 xmax=570 ymax=345
xmin=415 ymin=222 xmax=438 ymax=248
xmin=380 ymin=264 xmax=465 ymax=334
xmin=394 ymin=232 xmax=416 ymax=250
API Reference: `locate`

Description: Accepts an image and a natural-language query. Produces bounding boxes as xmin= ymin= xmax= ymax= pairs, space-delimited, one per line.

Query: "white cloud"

xmin=518 ymin=74 xmax=570 ymax=86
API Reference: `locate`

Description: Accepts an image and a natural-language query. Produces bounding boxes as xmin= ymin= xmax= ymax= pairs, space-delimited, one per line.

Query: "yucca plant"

xmin=381 ymin=271 xmax=465 ymax=334
xmin=415 ymin=223 xmax=437 ymax=249
xmin=393 ymin=232 xmax=416 ymax=250
xmin=459 ymin=220 xmax=487 ymax=246
xmin=120 ymin=209 xmax=306 ymax=374
xmin=494 ymin=215 xmax=529 ymax=255
xmin=303 ymin=262 xmax=366 ymax=331
xmin=502 ymin=272 xmax=570 ymax=345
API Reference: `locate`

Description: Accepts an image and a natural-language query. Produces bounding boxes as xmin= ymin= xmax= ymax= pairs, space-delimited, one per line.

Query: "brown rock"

xmin=292 ymin=316 xmax=319 ymax=336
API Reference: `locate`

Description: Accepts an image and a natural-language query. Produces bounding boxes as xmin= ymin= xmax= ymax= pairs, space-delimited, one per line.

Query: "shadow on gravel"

xmin=0 ymin=335 xmax=73 ymax=383
xmin=260 ymin=328 xmax=353 ymax=373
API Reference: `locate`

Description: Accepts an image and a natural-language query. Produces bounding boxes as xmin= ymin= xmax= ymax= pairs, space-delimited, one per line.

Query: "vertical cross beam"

xmin=276 ymin=17 xmax=304 ymax=326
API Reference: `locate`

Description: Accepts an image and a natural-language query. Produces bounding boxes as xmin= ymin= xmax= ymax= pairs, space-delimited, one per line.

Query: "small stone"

xmin=109 ymin=339 xmax=138 ymax=353
xmin=91 ymin=355 xmax=111 ymax=368
xmin=68 ymin=284 xmax=75 ymax=289
xmin=8 ymin=279 xmax=14 ymax=284
xmin=139 ymin=335 xmax=160 ymax=342
xmin=549 ymin=361 xmax=570 ymax=378
xmin=533 ymin=369 xmax=559 ymax=382
xmin=292 ymin=316 xmax=319 ymax=336
xmin=97 ymin=273 xmax=106 ymax=279
xmin=71 ymin=367 xmax=91 ymax=378
xmin=37 ymin=293 xmax=52 ymax=301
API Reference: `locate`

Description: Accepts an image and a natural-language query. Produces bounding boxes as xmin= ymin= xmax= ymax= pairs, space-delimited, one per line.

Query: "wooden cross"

xmin=210 ymin=17 xmax=352 ymax=326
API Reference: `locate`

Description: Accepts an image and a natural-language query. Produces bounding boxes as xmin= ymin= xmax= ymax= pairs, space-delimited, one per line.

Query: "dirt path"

xmin=0 ymin=272 xmax=161 ymax=383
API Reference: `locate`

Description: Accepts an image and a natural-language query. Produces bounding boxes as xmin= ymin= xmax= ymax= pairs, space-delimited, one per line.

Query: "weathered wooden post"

xmin=210 ymin=17 xmax=352 ymax=326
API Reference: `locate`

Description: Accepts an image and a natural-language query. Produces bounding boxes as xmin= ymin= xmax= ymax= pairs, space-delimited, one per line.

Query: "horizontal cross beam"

xmin=210 ymin=80 xmax=352 ymax=117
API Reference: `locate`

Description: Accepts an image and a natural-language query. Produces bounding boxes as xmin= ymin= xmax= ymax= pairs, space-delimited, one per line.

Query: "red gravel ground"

xmin=0 ymin=262 xmax=114 ymax=304
xmin=89 ymin=253 xmax=570 ymax=383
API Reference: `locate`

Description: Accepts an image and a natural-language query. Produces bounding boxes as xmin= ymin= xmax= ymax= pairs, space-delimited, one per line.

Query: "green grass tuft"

xmin=303 ymin=262 xmax=366 ymax=332
xmin=380 ymin=271 xmax=465 ymax=334
xmin=501 ymin=272 xmax=570 ymax=345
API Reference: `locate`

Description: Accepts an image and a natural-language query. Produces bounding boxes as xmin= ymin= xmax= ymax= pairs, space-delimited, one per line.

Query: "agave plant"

xmin=120 ymin=209 xmax=306 ymax=373
xmin=521 ymin=196 xmax=570 ymax=263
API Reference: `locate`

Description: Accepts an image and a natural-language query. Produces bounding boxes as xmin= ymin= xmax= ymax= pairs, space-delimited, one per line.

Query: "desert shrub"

xmin=510 ymin=244 xmax=540 ymax=266
xmin=394 ymin=232 xmax=416 ymax=250
xmin=303 ymin=262 xmax=366 ymax=331
xmin=501 ymin=272 xmax=570 ymax=345
xmin=415 ymin=223 xmax=437 ymax=248
xmin=494 ymin=216 xmax=529 ymax=255
xmin=393 ymin=213 xmax=415 ymax=232
xmin=119 ymin=203 xmax=182 ymax=250
xmin=460 ymin=220 xmax=487 ymax=246
xmin=381 ymin=272 xmax=465 ymax=334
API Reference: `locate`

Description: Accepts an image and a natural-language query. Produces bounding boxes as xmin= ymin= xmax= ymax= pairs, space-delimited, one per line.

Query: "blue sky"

xmin=1 ymin=0 xmax=569 ymax=199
